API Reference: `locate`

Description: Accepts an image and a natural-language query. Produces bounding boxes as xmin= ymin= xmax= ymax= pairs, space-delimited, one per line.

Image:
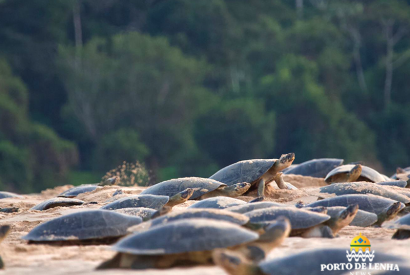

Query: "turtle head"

xmin=212 ymin=249 xmax=260 ymax=275
xmin=397 ymin=167 xmax=405 ymax=174
xmin=347 ymin=164 xmax=362 ymax=182
xmin=377 ymin=202 xmax=404 ymax=225
xmin=259 ymin=216 xmax=291 ymax=243
xmin=279 ymin=153 xmax=295 ymax=166
xmin=166 ymin=188 xmax=194 ymax=207
xmin=340 ymin=204 xmax=359 ymax=221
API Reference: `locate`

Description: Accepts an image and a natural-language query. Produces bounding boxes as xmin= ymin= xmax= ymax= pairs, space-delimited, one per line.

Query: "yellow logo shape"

xmin=350 ymin=233 xmax=371 ymax=252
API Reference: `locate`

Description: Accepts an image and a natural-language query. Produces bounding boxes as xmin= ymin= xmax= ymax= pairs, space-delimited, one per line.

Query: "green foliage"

xmin=3 ymin=0 xmax=410 ymax=191
xmin=195 ymin=98 xmax=276 ymax=167
xmin=0 ymin=58 xmax=77 ymax=192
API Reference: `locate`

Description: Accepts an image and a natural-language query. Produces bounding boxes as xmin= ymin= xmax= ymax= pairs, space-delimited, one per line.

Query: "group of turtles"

xmin=1 ymin=154 xmax=410 ymax=274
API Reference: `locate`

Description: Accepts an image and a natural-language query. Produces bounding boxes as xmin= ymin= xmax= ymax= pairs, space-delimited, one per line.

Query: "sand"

xmin=1 ymin=174 xmax=409 ymax=275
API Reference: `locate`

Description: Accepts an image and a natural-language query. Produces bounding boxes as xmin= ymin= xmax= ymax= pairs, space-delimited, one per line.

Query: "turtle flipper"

xmin=212 ymin=249 xmax=262 ymax=275
xmin=257 ymin=179 xmax=266 ymax=198
xmin=0 ymin=225 xmax=10 ymax=270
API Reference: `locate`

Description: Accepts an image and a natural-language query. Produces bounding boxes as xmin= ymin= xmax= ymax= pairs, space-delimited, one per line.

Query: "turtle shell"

xmin=284 ymin=158 xmax=343 ymax=178
xmin=384 ymin=213 xmax=410 ymax=230
xmin=209 ymin=159 xmax=277 ymax=186
xmin=225 ymin=201 xmax=287 ymax=214
xmin=325 ymin=206 xmax=378 ymax=227
xmin=259 ymin=248 xmax=403 ymax=275
xmin=0 ymin=191 xmax=22 ymax=199
xmin=114 ymin=207 xmax=157 ymax=220
xmin=307 ymin=194 xmax=405 ymax=215
xmin=140 ymin=177 xmax=224 ymax=199
xmin=22 ymin=210 xmax=142 ymax=242
xmin=31 ymin=198 xmax=85 ymax=211
xmin=112 ymin=218 xmax=258 ymax=255
xmin=377 ymin=180 xmax=408 ymax=188
xmin=188 ymin=197 xmax=246 ymax=209
xmin=319 ymin=182 xmax=410 ymax=204
xmin=325 ymin=164 xmax=385 ymax=183
xmin=58 ymin=184 xmax=99 ymax=198
xmin=101 ymin=195 xmax=170 ymax=210
xmin=129 ymin=209 xmax=249 ymax=233
xmin=245 ymin=207 xmax=330 ymax=230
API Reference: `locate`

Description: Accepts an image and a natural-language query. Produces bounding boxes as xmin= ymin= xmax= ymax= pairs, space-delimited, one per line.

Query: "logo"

xmin=346 ymin=233 xmax=375 ymax=262
xmin=320 ymin=233 xmax=400 ymax=274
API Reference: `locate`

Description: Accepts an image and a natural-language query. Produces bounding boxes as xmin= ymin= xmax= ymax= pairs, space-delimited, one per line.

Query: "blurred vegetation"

xmin=0 ymin=0 xmax=410 ymax=192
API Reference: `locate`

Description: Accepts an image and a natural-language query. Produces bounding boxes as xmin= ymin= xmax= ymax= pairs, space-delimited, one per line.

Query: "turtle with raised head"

xmin=244 ymin=207 xmax=335 ymax=238
xmin=283 ymin=158 xmax=343 ymax=178
xmin=319 ymin=182 xmax=410 ymax=204
xmin=0 ymin=225 xmax=10 ymax=269
xmin=128 ymin=208 xmax=250 ymax=233
xmin=101 ymin=189 xmax=194 ymax=210
xmin=58 ymin=184 xmax=99 ymax=198
xmin=383 ymin=213 xmax=410 ymax=239
xmin=325 ymin=164 xmax=385 ymax=183
xmin=22 ymin=210 xmax=142 ymax=244
xmin=391 ymin=167 xmax=410 ymax=180
xmin=31 ymin=198 xmax=85 ymax=211
xmin=0 ymin=191 xmax=22 ymax=199
xmin=98 ymin=217 xmax=290 ymax=270
xmin=141 ymin=178 xmax=250 ymax=200
xmin=213 ymin=248 xmax=404 ymax=275
xmin=188 ymin=197 xmax=246 ymax=209
xmin=209 ymin=153 xmax=295 ymax=197
xmin=306 ymin=194 xmax=404 ymax=225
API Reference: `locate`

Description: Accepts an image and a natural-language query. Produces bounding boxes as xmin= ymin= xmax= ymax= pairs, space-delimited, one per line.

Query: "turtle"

xmin=114 ymin=207 xmax=172 ymax=221
xmin=244 ymin=207 xmax=335 ymax=238
xmin=58 ymin=184 xmax=99 ymax=198
xmin=30 ymin=198 xmax=85 ymax=211
xmin=225 ymin=201 xmax=288 ymax=214
xmin=318 ymin=204 xmax=358 ymax=233
xmin=22 ymin=210 xmax=142 ymax=244
xmin=305 ymin=194 xmax=405 ymax=225
xmin=209 ymin=153 xmax=296 ymax=197
xmin=128 ymin=208 xmax=250 ymax=233
xmin=0 ymin=191 xmax=22 ymax=199
xmin=98 ymin=217 xmax=291 ymax=270
xmin=213 ymin=248 xmax=404 ymax=275
xmin=319 ymin=182 xmax=410 ymax=204
xmin=325 ymin=164 xmax=385 ymax=183
xmin=141 ymin=177 xmax=250 ymax=200
xmin=101 ymin=189 xmax=194 ymax=210
xmin=383 ymin=213 xmax=410 ymax=239
xmin=324 ymin=206 xmax=378 ymax=227
xmin=0 ymin=225 xmax=11 ymax=269
xmin=188 ymin=197 xmax=246 ymax=209
xmin=283 ymin=158 xmax=343 ymax=178
xmin=377 ymin=180 xmax=408 ymax=188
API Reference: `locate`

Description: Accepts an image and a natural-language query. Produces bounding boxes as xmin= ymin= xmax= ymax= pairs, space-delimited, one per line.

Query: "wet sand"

xmin=1 ymin=174 xmax=409 ymax=275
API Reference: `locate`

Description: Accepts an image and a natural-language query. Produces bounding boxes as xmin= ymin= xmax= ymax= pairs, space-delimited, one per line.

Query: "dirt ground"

xmin=1 ymin=174 xmax=409 ymax=275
